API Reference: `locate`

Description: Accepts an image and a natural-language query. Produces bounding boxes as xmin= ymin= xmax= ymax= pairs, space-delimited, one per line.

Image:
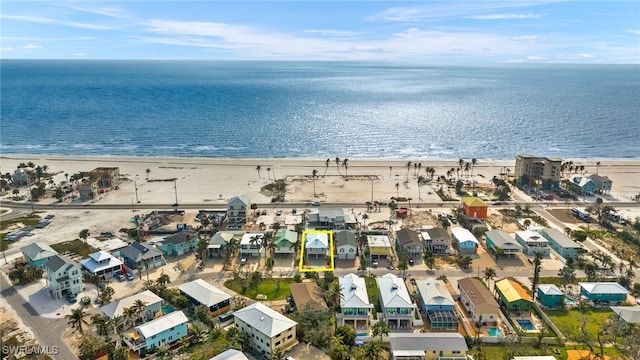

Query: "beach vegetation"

xmin=289 ymin=307 xmax=334 ymax=348
xmin=51 ymin=239 xmax=97 ymax=259
xmin=261 ymin=179 xmax=286 ymax=199
xmin=8 ymin=265 xmax=43 ymax=285
xmin=147 ymin=177 xmax=177 ymax=182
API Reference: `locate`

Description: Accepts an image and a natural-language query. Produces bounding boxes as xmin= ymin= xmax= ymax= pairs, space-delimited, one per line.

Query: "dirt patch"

xmin=547 ymin=209 xmax=581 ymax=224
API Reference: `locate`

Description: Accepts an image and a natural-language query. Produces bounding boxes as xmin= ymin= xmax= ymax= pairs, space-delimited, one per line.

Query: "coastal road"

xmin=0 ymin=274 xmax=77 ymax=360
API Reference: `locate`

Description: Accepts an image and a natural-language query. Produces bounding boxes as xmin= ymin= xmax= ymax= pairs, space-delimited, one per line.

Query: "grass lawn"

xmin=224 ymin=278 xmax=294 ymax=300
xmin=470 ymin=344 xmax=568 ymax=360
xmin=546 ymin=308 xmax=615 ymax=340
xmin=364 ymin=275 xmax=382 ymax=313
xmin=51 ymin=239 xmax=97 ymax=258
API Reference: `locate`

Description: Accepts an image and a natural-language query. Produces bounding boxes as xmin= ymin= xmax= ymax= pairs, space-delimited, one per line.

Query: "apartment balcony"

xmin=123 ymin=332 xmax=146 ymax=352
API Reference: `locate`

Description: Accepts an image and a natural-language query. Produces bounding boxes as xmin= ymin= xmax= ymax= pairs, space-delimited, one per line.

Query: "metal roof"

xmin=579 ymin=282 xmax=629 ymax=295
xmin=339 ymin=273 xmax=373 ymax=309
xmin=538 ymin=228 xmax=581 ymax=249
xmin=21 ymin=242 xmax=57 ymax=261
xmin=416 ymin=277 xmax=454 ymax=307
xmin=367 ymin=235 xmax=391 ymax=248
xmin=178 ymin=279 xmax=231 ymax=308
xmin=610 ymin=306 xmax=640 ymax=324
xmin=377 ymin=274 xmax=413 ymax=308
xmin=538 ymin=284 xmax=563 ymax=296
xmin=209 ymin=349 xmax=250 ymax=360
xmin=389 ymin=333 xmax=468 ymax=353
xmin=136 ymin=310 xmax=188 ymax=339
xmin=451 ymin=227 xmax=479 ymax=244
xmin=233 ymin=302 xmax=297 ymax=337
xmin=485 ymin=230 xmax=523 ymax=250
xmin=495 ymin=279 xmax=532 ymax=303
xmin=100 ymin=290 xmax=163 ymax=318
xmin=305 ymin=233 xmax=329 ymax=249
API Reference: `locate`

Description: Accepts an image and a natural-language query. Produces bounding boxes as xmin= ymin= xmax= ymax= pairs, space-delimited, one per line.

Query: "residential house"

xmin=451 ymin=227 xmax=479 ymax=254
xmin=396 ymin=229 xmax=423 ymax=258
xmin=457 ymin=277 xmax=500 ymax=325
xmin=590 ymin=174 xmax=613 ymax=194
xmin=157 ymin=230 xmax=198 ymax=256
xmin=233 ymin=302 xmax=298 ymax=357
xmin=208 ymin=231 xmax=236 ymax=258
xmin=80 ymin=251 xmax=123 ymax=279
xmin=304 ymin=232 xmax=329 ymax=259
xmin=118 ymin=242 xmax=166 ymax=272
xmin=101 ymin=290 xmax=163 ymax=321
xmin=388 ymin=333 xmax=468 ymax=360
xmin=89 ymin=167 xmax=120 ymax=189
xmin=416 ymin=278 xmax=457 ymax=330
xmin=334 ymin=231 xmax=357 ymax=260
xmin=178 ymin=279 xmax=231 ymax=316
xmin=20 ymin=242 xmax=58 ymax=269
xmin=515 ymin=230 xmax=550 ymax=257
xmin=571 ymin=176 xmax=597 ymax=196
xmin=339 ymin=273 xmax=373 ymax=330
xmin=240 ymin=233 xmax=265 ymax=258
xmin=538 ymin=228 xmax=583 ymax=261
xmin=610 ymin=306 xmax=640 ymax=325
xmin=45 ymin=254 xmax=83 ymax=300
xmin=485 ymin=230 xmax=523 ymax=257
xmin=307 ymin=208 xmax=356 ymax=230
xmin=495 ymin=279 xmax=533 ymax=312
xmin=579 ymin=282 xmax=629 ymax=305
xmin=123 ymin=310 xmax=188 ymax=354
xmin=367 ymin=235 xmax=392 ymax=260
xmin=12 ymin=168 xmax=30 ymax=186
xmin=210 ymin=349 xmax=250 ymax=360
xmin=227 ymin=195 xmax=250 ymax=227
xmin=421 ymin=227 xmax=451 ymax=254
xmin=78 ymin=179 xmax=99 ymax=200
xmin=377 ymin=274 xmax=417 ymax=329
xmin=514 ymin=154 xmax=562 ymax=190
xmin=461 ymin=197 xmax=488 ymax=220
xmin=274 ymin=229 xmax=297 ymax=256
xmin=289 ymin=282 xmax=328 ymax=311
xmin=537 ymin=284 xmax=564 ymax=308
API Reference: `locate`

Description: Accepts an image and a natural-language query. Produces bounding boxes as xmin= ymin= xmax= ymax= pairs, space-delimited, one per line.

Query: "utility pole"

xmin=371 ymin=178 xmax=374 ymax=203
xmin=173 ymin=180 xmax=178 ymax=206
xmin=28 ymin=176 xmax=35 ymax=214
xmin=134 ymin=181 xmax=139 ymax=203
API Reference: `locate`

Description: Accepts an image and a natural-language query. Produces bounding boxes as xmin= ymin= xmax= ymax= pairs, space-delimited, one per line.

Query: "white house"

xmin=377 ymin=274 xmax=417 ymax=329
xmin=227 ymin=195 xmax=250 ymax=227
xmin=339 ymin=273 xmax=373 ymax=330
xmin=101 ymin=290 xmax=163 ymax=321
xmin=233 ymin=302 xmax=298 ymax=357
xmin=240 ymin=233 xmax=265 ymax=258
xmin=305 ymin=232 xmax=329 ymax=259
xmin=178 ymin=279 xmax=232 ymax=316
xmin=515 ymin=230 xmax=550 ymax=257
xmin=45 ymin=254 xmax=83 ymax=300
xmin=81 ymin=251 xmax=123 ymax=279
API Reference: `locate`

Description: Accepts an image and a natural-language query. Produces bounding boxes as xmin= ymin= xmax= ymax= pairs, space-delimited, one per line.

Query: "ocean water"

xmin=1 ymin=60 xmax=639 ymax=160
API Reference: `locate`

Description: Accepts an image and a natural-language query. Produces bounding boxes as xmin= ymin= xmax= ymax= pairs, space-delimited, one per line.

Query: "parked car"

xmin=275 ymin=210 xmax=282 ymax=216
xmin=311 ymin=201 xmax=321 ymax=206
xmin=372 ymin=260 xmax=379 ymax=267
xmin=125 ymin=273 xmax=134 ymax=281
xmin=240 ymin=257 xmax=247 ymax=265
xmin=98 ymin=282 xmax=107 ymax=289
xmin=116 ymin=274 xmax=126 ymax=282
xmin=67 ymin=294 xmax=78 ymax=303
xmin=408 ymin=259 xmax=414 ymax=266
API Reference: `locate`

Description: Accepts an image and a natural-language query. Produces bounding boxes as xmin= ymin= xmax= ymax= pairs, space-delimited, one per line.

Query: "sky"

xmin=1 ymin=1 xmax=639 ymax=63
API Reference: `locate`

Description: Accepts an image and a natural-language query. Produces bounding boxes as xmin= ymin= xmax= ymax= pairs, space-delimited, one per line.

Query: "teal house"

xmin=537 ymin=284 xmax=564 ymax=307
xmin=579 ymin=282 xmax=629 ymax=305
xmin=124 ymin=310 xmax=189 ymax=354
xmin=538 ymin=228 xmax=583 ymax=261
xmin=158 ymin=230 xmax=198 ymax=256
xmin=20 ymin=242 xmax=58 ymax=269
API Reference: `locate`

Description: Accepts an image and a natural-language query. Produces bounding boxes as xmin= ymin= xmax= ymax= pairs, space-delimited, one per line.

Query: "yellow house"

xmin=367 ymin=235 xmax=392 ymax=258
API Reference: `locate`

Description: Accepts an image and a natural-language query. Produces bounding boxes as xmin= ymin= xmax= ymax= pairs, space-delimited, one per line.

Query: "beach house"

xmin=388 ymin=333 xmax=468 ymax=360
xmin=11 ymin=168 xmax=30 ymax=186
xmin=304 ymin=232 xmax=329 ymax=259
xmin=178 ymin=279 xmax=231 ymax=317
xmin=289 ymin=282 xmax=328 ymax=311
xmin=45 ymin=254 xmax=83 ymax=300
xmin=118 ymin=242 xmax=166 ymax=271
xmin=571 ymin=176 xmax=597 ymax=196
xmin=307 ymin=208 xmax=356 ymax=230
xmin=157 ymin=230 xmax=198 ymax=256
xmin=461 ymin=197 xmax=488 ymax=220
xmin=339 ymin=273 xmax=373 ymax=330
xmin=457 ymin=277 xmax=499 ymax=326
xmin=227 ymin=195 xmax=250 ymax=227
xmin=240 ymin=233 xmax=265 ymax=258
xmin=416 ymin=277 xmax=457 ymax=330
xmin=537 ymin=284 xmax=564 ymax=308
xmin=367 ymin=234 xmax=392 ymax=260
xmin=395 ymin=229 xmax=423 ymax=259
xmin=89 ymin=167 xmax=120 ymax=189
xmin=485 ymin=230 xmax=523 ymax=257
xmin=515 ymin=230 xmax=550 ymax=257
xmin=100 ymin=290 xmax=163 ymax=321
xmin=273 ymin=229 xmax=297 ymax=256
xmin=579 ymin=282 xmax=629 ymax=305
xmin=421 ymin=227 xmax=452 ymax=254
xmin=233 ymin=302 xmax=298 ymax=356
xmin=80 ymin=251 xmax=123 ymax=279
xmin=334 ymin=230 xmax=357 ymax=260
xmin=451 ymin=227 xmax=479 ymax=254
xmin=589 ymin=174 xmax=613 ymax=194
xmin=123 ymin=311 xmax=188 ymax=354
xmin=514 ymin=154 xmax=562 ymax=190
xmin=20 ymin=242 xmax=58 ymax=269
xmin=78 ymin=179 xmax=99 ymax=200
xmin=494 ymin=279 xmax=533 ymax=312
xmin=538 ymin=228 xmax=583 ymax=261
xmin=377 ymin=274 xmax=417 ymax=329
xmin=208 ymin=231 xmax=236 ymax=258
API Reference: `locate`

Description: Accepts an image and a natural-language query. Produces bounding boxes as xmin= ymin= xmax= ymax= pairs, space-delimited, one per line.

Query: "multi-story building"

xmin=367 ymin=235 xmax=392 ymax=260
xmin=81 ymin=250 xmax=123 ymax=279
xmin=20 ymin=242 xmax=58 ymax=269
xmin=227 ymin=195 xmax=250 ymax=227
xmin=514 ymin=154 xmax=562 ymax=190
xmin=233 ymin=302 xmax=298 ymax=357
xmin=389 ymin=333 xmax=468 ymax=360
xmin=485 ymin=230 xmax=523 ymax=257
xmin=457 ymin=277 xmax=499 ymax=326
xmin=100 ymin=290 xmax=163 ymax=321
xmin=240 ymin=233 xmax=265 ymax=258
xmin=179 ymin=279 xmax=232 ymax=317
xmin=339 ymin=273 xmax=373 ymax=330
xmin=395 ymin=229 xmax=423 ymax=258
xmin=45 ymin=254 xmax=83 ymax=300
xmin=377 ymin=274 xmax=417 ymax=329
xmin=451 ymin=227 xmax=479 ymax=254
xmin=420 ymin=227 xmax=452 ymax=254
xmin=515 ymin=230 xmax=550 ymax=257
xmin=461 ymin=197 xmax=488 ymax=220
xmin=123 ymin=311 xmax=188 ymax=354
xmin=589 ymin=174 xmax=613 ymax=194
xmin=538 ymin=228 xmax=583 ymax=261
xmin=334 ymin=231 xmax=357 ymax=260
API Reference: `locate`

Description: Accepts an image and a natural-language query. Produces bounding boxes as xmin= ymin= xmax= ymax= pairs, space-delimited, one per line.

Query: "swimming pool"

xmin=357 ymin=332 xmax=368 ymax=337
xmin=517 ymin=319 xmax=536 ymax=331
xmin=162 ymin=305 xmax=175 ymax=314
xmin=565 ymin=296 xmax=577 ymax=305
xmin=486 ymin=327 xmax=503 ymax=337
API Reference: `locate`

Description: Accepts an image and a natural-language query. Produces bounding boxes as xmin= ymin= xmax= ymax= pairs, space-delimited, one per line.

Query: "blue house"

xmin=158 ymin=230 xmax=198 ymax=256
xmin=124 ymin=310 xmax=188 ymax=354
xmin=118 ymin=242 xmax=166 ymax=272
xmin=537 ymin=284 xmax=564 ymax=308
xmin=579 ymin=282 xmax=629 ymax=305
xmin=571 ymin=176 xmax=597 ymax=196
xmin=20 ymin=242 xmax=58 ymax=269
xmin=538 ymin=228 xmax=583 ymax=261
xmin=416 ymin=277 xmax=457 ymax=330
xmin=451 ymin=227 xmax=479 ymax=254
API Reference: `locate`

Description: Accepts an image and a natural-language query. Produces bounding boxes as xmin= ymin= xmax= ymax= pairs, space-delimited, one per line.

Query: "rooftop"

xmin=234 ymin=302 xmax=297 ymax=337
xmin=209 ymin=349 xmax=250 ymax=360
xmin=178 ymin=279 xmax=231 ymax=307
xmin=21 ymin=242 xmax=58 ymax=261
xmin=538 ymin=228 xmax=581 ymax=249
xmin=415 ymin=278 xmax=454 ymax=307
xmin=457 ymin=277 xmax=499 ymax=308
xmin=538 ymin=284 xmax=563 ymax=296
xmin=579 ymin=282 xmax=630 ymax=295
xmin=451 ymin=227 xmax=479 ymax=244
xmin=367 ymin=235 xmax=392 ymax=248
xmin=396 ymin=229 xmax=421 ymax=247
xmin=495 ymin=279 xmax=532 ymax=303
xmin=485 ymin=230 xmax=523 ymax=250
xmin=136 ymin=310 xmax=188 ymax=339
xmin=516 ymin=230 xmax=548 ymax=243
xmin=389 ymin=333 xmax=468 ymax=353
xmin=101 ymin=290 xmax=163 ymax=318
xmin=378 ymin=274 xmax=413 ymax=308
xmin=334 ymin=231 xmax=357 ymax=248
xmin=305 ymin=233 xmax=329 ymax=249
xmin=462 ymin=197 xmax=487 ymax=207
xmin=339 ymin=273 xmax=373 ymax=309
xmin=289 ymin=282 xmax=328 ymax=311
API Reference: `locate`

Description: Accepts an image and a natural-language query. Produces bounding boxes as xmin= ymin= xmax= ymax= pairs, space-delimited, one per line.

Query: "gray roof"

xmin=485 ymin=230 xmax=524 ymax=251
xmin=228 ymin=194 xmax=250 ymax=206
xmin=21 ymin=242 xmax=58 ymax=261
xmin=425 ymin=228 xmax=451 ymax=241
xmin=234 ymin=302 xmax=297 ymax=337
xmin=161 ymin=230 xmax=197 ymax=245
xmin=209 ymin=349 xmax=249 ymax=360
xmin=334 ymin=231 xmax=357 ymax=248
xmin=45 ymin=254 xmax=77 ymax=273
xmin=119 ymin=242 xmax=163 ymax=262
xmin=396 ymin=229 xmax=421 ymax=247
xmin=389 ymin=333 xmax=468 ymax=353
xmin=100 ymin=290 xmax=163 ymax=318
xmin=579 ymin=282 xmax=629 ymax=295
xmin=178 ymin=279 xmax=231 ymax=307
xmin=538 ymin=228 xmax=581 ymax=249
xmin=538 ymin=284 xmax=563 ymax=296
xmin=610 ymin=306 xmax=640 ymax=324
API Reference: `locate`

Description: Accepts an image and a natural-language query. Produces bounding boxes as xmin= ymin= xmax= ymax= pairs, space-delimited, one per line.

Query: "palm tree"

xmin=326 ymin=282 xmax=343 ymax=309
xmin=335 ymin=157 xmax=342 ymax=175
xmin=483 ymin=267 xmax=497 ymax=290
xmin=100 ymin=285 xmax=115 ymax=305
xmin=68 ymin=308 xmax=89 ymax=336
xmin=417 ymin=176 xmax=427 ymax=200
xmin=342 ymin=158 xmax=349 ymax=178
xmin=79 ymin=229 xmax=90 ymax=244
xmin=389 ymin=166 xmax=392 ymax=178
xmin=133 ymin=299 xmax=148 ymax=324
xmin=558 ymin=266 xmax=576 ymax=291
xmin=255 ymin=166 xmax=262 ymax=179
xmin=271 ymin=347 xmax=285 ymax=360
xmin=324 ymin=159 xmax=330 ymax=176
xmin=371 ymin=320 xmax=390 ymax=341
xmin=145 ymin=168 xmax=151 ymax=180
xmin=123 ymin=307 xmax=137 ymax=329
xmin=262 ymin=232 xmax=277 ymax=267
xmin=464 ymin=162 xmax=471 ymax=178
xmin=471 ymin=158 xmax=477 ymax=177
xmin=364 ymin=340 xmax=384 ymax=360
xmin=311 ymin=169 xmax=318 ymax=196
xmin=405 ymin=161 xmax=412 ymax=181
xmin=531 ymin=252 xmax=544 ymax=301
xmin=395 ymin=182 xmax=400 ymax=198
xmin=361 ymin=213 xmax=369 ymax=229
xmin=595 ymin=161 xmax=601 ymax=174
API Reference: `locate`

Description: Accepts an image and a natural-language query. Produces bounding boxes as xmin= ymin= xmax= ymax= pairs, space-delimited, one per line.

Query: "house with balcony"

xmin=579 ymin=282 xmax=629 ymax=305
xmin=274 ymin=229 xmax=297 ymax=256
xmin=227 ymin=195 xmax=250 ymax=227
xmin=78 ymin=179 xmax=99 ymax=200
xmin=80 ymin=251 xmax=123 ymax=279
xmin=179 ymin=279 xmax=231 ymax=317
xmin=45 ymin=254 xmax=83 ymax=300
xmin=367 ymin=235 xmax=392 ymax=260
xmin=339 ymin=273 xmax=373 ymax=330
xmin=208 ymin=231 xmax=234 ymax=258
xmin=157 ymin=230 xmax=198 ymax=256
xmin=101 ymin=290 xmax=163 ymax=321
xmin=304 ymin=232 xmax=329 ymax=259
xmin=89 ymin=167 xmax=120 ymax=189
xmin=457 ymin=277 xmax=499 ymax=326
xmin=514 ymin=154 xmax=562 ymax=190
xmin=240 ymin=233 xmax=265 ymax=258
xmin=537 ymin=284 xmax=564 ymax=308
xmin=396 ymin=229 xmax=423 ymax=259
xmin=389 ymin=333 xmax=468 ymax=360
xmin=420 ymin=227 xmax=451 ymax=254
xmin=334 ymin=231 xmax=357 ymax=260
xmin=495 ymin=279 xmax=533 ymax=312
xmin=461 ymin=197 xmax=488 ymax=220
xmin=590 ymin=174 xmax=613 ymax=194
xmin=451 ymin=227 xmax=479 ymax=254
xmin=571 ymin=176 xmax=597 ymax=196
xmin=20 ymin=242 xmax=58 ymax=269
xmin=485 ymin=230 xmax=523 ymax=257
xmin=233 ymin=302 xmax=298 ymax=357
xmin=416 ymin=277 xmax=457 ymax=330
xmin=377 ymin=274 xmax=417 ymax=329
xmin=123 ymin=310 xmax=188 ymax=354
xmin=538 ymin=228 xmax=583 ymax=261
xmin=12 ymin=168 xmax=30 ymax=186
xmin=307 ymin=208 xmax=356 ymax=230
xmin=118 ymin=242 xmax=166 ymax=271
xmin=515 ymin=230 xmax=550 ymax=257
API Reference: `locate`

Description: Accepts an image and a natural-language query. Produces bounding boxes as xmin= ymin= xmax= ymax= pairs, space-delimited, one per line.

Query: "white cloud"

xmin=466 ymin=13 xmax=544 ymax=20
xmin=1 ymin=14 xmax=112 ymax=30
xmin=73 ymin=52 xmax=85 ymax=56
xmin=510 ymin=35 xmax=542 ymax=43
xmin=628 ymin=30 xmax=640 ymax=36
xmin=369 ymin=2 xmax=556 ymax=22
xmin=351 ymin=45 xmax=385 ymax=52
xmin=69 ymin=6 xmax=128 ymax=19
xmin=1 ymin=47 xmax=14 ymax=51
xmin=22 ymin=44 xmax=42 ymax=50
xmin=303 ymin=30 xmax=357 ymax=37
